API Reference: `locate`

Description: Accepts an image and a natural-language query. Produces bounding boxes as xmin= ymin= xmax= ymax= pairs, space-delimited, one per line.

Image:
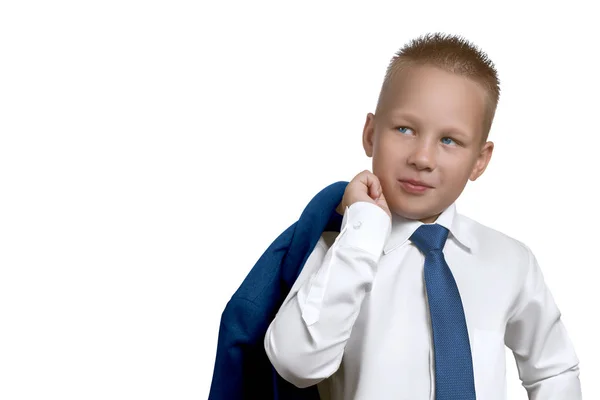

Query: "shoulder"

xmin=456 ymin=213 xmax=533 ymax=267
xmin=455 ymin=214 xmax=542 ymax=306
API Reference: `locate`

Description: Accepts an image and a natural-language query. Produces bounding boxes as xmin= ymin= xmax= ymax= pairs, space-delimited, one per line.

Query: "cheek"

xmin=376 ymin=134 xmax=405 ymax=159
xmin=372 ymin=136 xmax=390 ymax=161
xmin=439 ymin=159 xmax=473 ymax=183
xmin=452 ymin=163 xmax=476 ymax=184
xmin=374 ymin=148 xmax=402 ymax=172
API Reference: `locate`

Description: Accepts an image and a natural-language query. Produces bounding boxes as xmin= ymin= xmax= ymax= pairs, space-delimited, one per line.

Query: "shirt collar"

xmin=383 ymin=202 xmax=477 ymax=255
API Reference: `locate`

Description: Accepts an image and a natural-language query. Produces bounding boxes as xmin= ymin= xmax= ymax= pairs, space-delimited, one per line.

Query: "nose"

xmin=407 ymin=139 xmax=437 ymax=171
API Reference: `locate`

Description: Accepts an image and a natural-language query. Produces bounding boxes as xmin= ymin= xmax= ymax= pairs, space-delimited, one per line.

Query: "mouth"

xmin=398 ymin=179 xmax=433 ymax=194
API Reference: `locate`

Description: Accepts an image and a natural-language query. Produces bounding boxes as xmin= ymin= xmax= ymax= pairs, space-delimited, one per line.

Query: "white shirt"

xmin=264 ymin=201 xmax=581 ymax=400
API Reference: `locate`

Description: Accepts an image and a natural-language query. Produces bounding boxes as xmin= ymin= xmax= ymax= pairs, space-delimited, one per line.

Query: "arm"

xmin=504 ymin=244 xmax=582 ymax=399
xmin=264 ymin=201 xmax=391 ymax=388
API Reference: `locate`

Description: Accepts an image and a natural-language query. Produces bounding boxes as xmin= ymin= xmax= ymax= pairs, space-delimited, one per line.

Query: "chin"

xmin=389 ymin=200 xmax=440 ymax=222
xmin=390 ymin=206 xmax=427 ymax=221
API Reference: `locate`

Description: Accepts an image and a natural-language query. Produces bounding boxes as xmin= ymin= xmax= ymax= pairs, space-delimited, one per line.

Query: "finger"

xmin=368 ymin=174 xmax=382 ymax=200
xmin=360 ymin=171 xmax=381 ymax=199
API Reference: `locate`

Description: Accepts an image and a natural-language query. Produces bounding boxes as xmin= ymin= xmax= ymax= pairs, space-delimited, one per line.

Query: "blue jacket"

xmin=208 ymin=181 xmax=348 ymax=399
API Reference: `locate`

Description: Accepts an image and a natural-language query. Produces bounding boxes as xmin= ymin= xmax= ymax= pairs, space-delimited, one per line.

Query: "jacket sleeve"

xmin=504 ymin=244 xmax=582 ymax=399
xmin=208 ymin=297 xmax=270 ymax=399
xmin=264 ymin=202 xmax=391 ymax=388
xmin=208 ymin=224 xmax=295 ymax=399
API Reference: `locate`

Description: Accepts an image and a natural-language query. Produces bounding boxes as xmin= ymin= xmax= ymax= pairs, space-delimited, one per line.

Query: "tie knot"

xmin=409 ymin=224 xmax=449 ymax=253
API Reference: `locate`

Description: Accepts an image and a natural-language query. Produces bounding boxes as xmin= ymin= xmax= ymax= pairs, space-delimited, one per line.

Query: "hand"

xmin=336 ymin=170 xmax=391 ymax=219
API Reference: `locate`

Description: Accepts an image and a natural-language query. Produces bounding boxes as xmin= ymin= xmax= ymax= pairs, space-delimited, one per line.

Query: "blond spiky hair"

xmin=376 ymin=33 xmax=500 ymax=139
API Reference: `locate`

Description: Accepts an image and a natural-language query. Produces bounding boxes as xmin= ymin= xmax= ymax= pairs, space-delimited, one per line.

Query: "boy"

xmin=263 ymin=33 xmax=582 ymax=399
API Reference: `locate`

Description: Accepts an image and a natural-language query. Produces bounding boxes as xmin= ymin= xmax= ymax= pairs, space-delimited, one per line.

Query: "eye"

xmin=441 ymin=137 xmax=458 ymax=146
xmin=396 ymin=126 xmax=414 ymax=135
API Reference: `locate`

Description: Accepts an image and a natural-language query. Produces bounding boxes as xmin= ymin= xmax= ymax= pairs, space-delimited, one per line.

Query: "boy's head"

xmin=363 ymin=33 xmax=499 ymax=223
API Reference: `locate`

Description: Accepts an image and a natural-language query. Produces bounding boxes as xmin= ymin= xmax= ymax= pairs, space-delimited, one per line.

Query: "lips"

xmin=397 ymin=178 xmax=433 ymax=195
xmin=399 ymin=179 xmax=433 ymax=188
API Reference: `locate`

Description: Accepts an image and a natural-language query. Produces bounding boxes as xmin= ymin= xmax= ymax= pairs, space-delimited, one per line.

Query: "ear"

xmin=469 ymin=141 xmax=494 ymax=181
xmin=362 ymin=113 xmax=376 ymax=157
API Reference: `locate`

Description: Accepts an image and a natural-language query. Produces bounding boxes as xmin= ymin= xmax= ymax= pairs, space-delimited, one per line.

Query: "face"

xmin=363 ymin=64 xmax=494 ymax=223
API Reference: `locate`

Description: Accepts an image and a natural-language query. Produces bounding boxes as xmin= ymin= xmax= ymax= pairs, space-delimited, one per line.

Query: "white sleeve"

xmin=505 ymin=245 xmax=582 ymax=399
xmin=264 ymin=201 xmax=391 ymax=388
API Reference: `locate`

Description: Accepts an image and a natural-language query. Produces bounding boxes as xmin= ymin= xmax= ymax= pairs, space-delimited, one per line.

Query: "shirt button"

xmin=353 ymin=221 xmax=362 ymax=229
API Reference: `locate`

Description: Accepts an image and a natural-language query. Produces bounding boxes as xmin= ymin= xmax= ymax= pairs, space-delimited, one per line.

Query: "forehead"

xmin=379 ymin=65 xmax=488 ymax=135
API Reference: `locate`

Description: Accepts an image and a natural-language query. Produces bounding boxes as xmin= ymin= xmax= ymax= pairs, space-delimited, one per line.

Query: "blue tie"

xmin=409 ymin=224 xmax=476 ymax=400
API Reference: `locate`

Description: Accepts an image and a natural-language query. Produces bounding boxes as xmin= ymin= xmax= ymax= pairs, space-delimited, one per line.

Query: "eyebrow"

xmin=388 ymin=111 xmax=472 ymax=141
xmin=389 ymin=111 xmax=422 ymax=126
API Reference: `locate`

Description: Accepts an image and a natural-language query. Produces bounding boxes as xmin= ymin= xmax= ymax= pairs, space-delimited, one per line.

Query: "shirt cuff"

xmin=338 ymin=201 xmax=391 ymax=256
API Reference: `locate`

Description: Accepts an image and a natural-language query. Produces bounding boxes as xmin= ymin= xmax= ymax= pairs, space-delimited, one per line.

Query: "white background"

xmin=1 ymin=1 xmax=598 ymax=399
